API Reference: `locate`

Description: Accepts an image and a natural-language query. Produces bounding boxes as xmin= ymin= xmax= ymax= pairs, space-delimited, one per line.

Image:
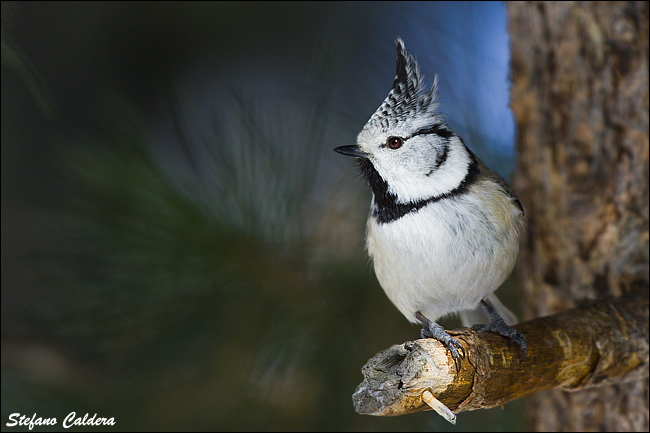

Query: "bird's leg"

xmin=415 ymin=311 xmax=465 ymax=371
xmin=472 ymin=300 xmax=527 ymax=360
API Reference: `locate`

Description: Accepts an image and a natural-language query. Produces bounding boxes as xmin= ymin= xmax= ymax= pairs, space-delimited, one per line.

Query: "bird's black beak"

xmin=333 ymin=145 xmax=369 ymax=159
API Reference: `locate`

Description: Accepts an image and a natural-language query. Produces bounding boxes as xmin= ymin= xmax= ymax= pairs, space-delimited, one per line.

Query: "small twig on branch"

xmin=352 ymin=289 xmax=649 ymax=423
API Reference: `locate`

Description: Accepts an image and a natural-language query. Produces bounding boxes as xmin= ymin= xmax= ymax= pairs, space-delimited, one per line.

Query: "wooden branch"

xmin=352 ymin=289 xmax=649 ymax=422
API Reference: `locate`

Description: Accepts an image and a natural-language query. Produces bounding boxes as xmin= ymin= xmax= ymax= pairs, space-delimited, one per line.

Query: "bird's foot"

xmin=472 ymin=300 xmax=527 ymax=360
xmin=416 ymin=311 xmax=465 ymax=371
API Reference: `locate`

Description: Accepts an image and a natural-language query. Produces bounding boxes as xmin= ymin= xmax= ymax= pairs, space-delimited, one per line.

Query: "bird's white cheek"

xmin=372 ymin=140 xmax=471 ymax=203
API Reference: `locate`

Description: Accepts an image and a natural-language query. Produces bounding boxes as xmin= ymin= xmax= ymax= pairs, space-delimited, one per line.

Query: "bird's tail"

xmin=459 ymin=293 xmax=518 ymax=327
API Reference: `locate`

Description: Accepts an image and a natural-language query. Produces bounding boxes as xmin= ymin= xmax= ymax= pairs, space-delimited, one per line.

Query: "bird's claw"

xmin=472 ymin=322 xmax=527 ymax=361
xmin=418 ymin=315 xmax=465 ymax=371
xmin=445 ymin=337 xmax=465 ymax=371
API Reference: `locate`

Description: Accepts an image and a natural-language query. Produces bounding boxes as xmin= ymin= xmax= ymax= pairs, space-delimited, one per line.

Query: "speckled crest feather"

xmin=367 ymin=38 xmax=440 ymax=130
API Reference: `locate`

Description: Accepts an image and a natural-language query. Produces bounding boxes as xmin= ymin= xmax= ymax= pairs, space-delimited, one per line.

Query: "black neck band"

xmin=358 ymin=153 xmax=479 ymax=224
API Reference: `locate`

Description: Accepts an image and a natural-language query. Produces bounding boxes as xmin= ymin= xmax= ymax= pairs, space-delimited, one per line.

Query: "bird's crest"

xmin=367 ymin=38 xmax=440 ymax=129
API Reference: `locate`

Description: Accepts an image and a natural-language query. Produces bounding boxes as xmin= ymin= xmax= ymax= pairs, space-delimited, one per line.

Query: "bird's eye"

xmin=387 ymin=136 xmax=403 ymax=149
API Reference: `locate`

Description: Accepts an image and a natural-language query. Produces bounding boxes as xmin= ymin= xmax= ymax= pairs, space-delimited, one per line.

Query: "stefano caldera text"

xmin=6 ymin=412 xmax=115 ymax=430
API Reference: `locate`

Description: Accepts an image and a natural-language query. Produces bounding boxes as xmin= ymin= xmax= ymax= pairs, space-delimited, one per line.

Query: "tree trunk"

xmin=507 ymin=1 xmax=649 ymax=431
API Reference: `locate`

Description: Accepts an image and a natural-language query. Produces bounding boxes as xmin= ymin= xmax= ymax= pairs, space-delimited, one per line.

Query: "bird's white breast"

xmin=366 ymin=187 xmax=521 ymax=324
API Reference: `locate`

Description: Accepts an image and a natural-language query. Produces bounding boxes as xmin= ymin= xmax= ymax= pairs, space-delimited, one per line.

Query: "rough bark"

xmin=352 ymin=290 xmax=648 ymax=420
xmin=508 ymin=1 xmax=649 ymax=431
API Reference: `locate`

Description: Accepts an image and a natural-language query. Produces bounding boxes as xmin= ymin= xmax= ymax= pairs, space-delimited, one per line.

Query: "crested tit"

xmin=335 ymin=39 xmax=526 ymax=368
